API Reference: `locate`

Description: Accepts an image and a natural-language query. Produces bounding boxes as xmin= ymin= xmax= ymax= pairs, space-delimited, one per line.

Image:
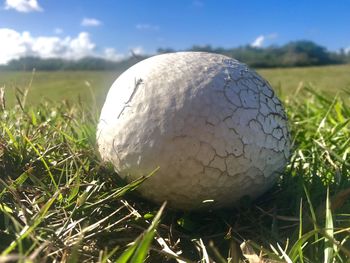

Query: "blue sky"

xmin=1 ymin=0 xmax=350 ymax=64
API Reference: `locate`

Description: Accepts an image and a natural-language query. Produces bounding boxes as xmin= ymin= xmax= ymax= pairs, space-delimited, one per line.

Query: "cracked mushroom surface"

xmin=97 ymin=52 xmax=291 ymax=210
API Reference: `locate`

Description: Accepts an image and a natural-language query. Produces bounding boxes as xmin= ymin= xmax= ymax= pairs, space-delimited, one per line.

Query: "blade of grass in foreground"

xmin=23 ymin=134 xmax=59 ymax=190
xmin=115 ymin=202 xmax=166 ymax=263
xmin=1 ymin=191 xmax=60 ymax=256
xmin=297 ymin=198 xmax=304 ymax=263
xmin=0 ymin=169 xmax=29 ymax=198
xmin=303 ymin=184 xmax=319 ymax=239
xmin=85 ymin=166 xmax=160 ymax=209
xmin=324 ymin=188 xmax=334 ymax=263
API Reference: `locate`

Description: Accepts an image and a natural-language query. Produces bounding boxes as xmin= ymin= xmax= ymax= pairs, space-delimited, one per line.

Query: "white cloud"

xmin=251 ymin=33 xmax=278 ymax=48
xmin=4 ymin=0 xmax=43 ymax=12
xmin=103 ymin=48 xmax=125 ymax=61
xmin=81 ymin=18 xmax=102 ymax=27
xmin=0 ymin=28 xmax=97 ymax=64
xmin=136 ymin=24 xmax=159 ymax=31
xmin=0 ymin=28 xmax=29 ymax=63
xmin=251 ymin=35 xmax=265 ymax=48
xmin=345 ymin=47 xmax=350 ymax=54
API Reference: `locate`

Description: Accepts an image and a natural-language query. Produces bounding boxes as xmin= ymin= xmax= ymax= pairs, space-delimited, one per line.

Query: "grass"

xmin=1 ymin=64 xmax=350 ymax=106
xmin=0 ymin=70 xmax=118 ymax=107
xmin=0 ymin=67 xmax=350 ymax=262
xmin=258 ymin=64 xmax=350 ymax=95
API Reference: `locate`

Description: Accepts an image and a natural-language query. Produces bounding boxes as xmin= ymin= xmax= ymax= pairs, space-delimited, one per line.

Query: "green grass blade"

xmin=2 ymin=124 xmax=19 ymax=150
xmin=67 ymin=173 xmax=80 ymax=203
xmin=303 ymin=184 xmax=318 ymax=234
xmin=114 ymin=202 xmax=166 ymax=263
xmin=289 ymin=230 xmax=320 ymax=261
xmin=100 ymin=246 xmax=120 ymax=263
xmin=298 ymin=198 xmax=304 ymax=263
xmin=115 ymin=242 xmax=138 ymax=263
xmin=0 ymin=170 xmax=29 ymax=198
xmin=85 ymin=167 xmax=159 ymax=209
xmin=1 ymin=191 xmax=59 ymax=255
xmin=23 ymin=134 xmax=58 ymax=190
xmin=129 ymin=202 xmax=166 ymax=263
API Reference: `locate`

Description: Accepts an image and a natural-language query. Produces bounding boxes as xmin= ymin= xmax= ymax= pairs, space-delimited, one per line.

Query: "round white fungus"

xmin=97 ymin=52 xmax=291 ymax=210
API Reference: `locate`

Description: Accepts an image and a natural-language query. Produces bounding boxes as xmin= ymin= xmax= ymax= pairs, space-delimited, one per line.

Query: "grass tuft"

xmin=0 ymin=82 xmax=349 ymax=262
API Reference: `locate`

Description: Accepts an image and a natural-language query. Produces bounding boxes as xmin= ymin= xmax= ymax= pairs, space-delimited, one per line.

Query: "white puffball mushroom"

xmin=97 ymin=52 xmax=291 ymax=211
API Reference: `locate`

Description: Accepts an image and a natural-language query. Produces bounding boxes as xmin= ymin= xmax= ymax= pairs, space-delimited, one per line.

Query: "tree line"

xmin=1 ymin=40 xmax=349 ymax=71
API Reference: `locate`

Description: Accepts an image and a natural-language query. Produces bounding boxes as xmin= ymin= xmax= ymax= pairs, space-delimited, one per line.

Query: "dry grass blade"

xmin=324 ymin=188 xmax=334 ymax=263
xmin=198 ymin=238 xmax=210 ymax=263
xmin=0 ymin=86 xmax=5 ymax=111
xmin=156 ymin=237 xmax=186 ymax=263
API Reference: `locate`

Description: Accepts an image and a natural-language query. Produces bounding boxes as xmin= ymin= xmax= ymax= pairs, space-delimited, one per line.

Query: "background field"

xmin=0 ymin=70 xmax=119 ymax=107
xmin=1 ymin=64 xmax=350 ymax=108
xmin=1 ymin=64 xmax=350 ymax=262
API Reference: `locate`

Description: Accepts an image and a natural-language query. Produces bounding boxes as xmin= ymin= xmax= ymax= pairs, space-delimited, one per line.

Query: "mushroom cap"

xmin=97 ymin=52 xmax=291 ymax=210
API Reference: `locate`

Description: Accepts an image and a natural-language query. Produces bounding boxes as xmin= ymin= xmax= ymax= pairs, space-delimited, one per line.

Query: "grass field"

xmin=1 ymin=64 xmax=350 ymax=107
xmin=0 ymin=65 xmax=350 ymax=262
xmin=259 ymin=64 xmax=350 ymax=96
xmin=0 ymin=70 xmax=119 ymax=107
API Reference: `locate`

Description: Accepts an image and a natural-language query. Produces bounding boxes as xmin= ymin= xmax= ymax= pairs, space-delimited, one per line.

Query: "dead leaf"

xmin=240 ymin=241 xmax=263 ymax=263
xmin=240 ymin=241 xmax=284 ymax=263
